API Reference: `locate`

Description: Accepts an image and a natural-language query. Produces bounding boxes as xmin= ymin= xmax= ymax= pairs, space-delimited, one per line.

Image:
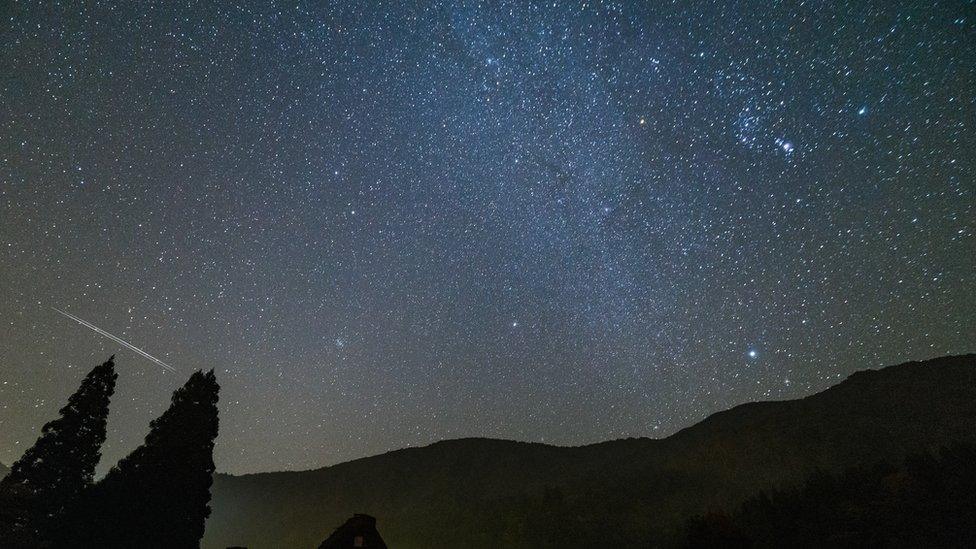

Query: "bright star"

xmin=748 ymin=349 xmax=758 ymax=359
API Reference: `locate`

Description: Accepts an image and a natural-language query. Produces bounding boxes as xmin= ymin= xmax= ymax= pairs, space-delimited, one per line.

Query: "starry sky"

xmin=0 ymin=0 xmax=973 ymax=475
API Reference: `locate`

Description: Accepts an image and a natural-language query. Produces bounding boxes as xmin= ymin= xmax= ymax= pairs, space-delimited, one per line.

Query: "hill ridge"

xmin=219 ymin=353 xmax=976 ymax=479
xmin=204 ymin=354 xmax=976 ymax=548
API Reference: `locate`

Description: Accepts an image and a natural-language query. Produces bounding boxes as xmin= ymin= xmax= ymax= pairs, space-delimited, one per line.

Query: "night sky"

xmin=0 ymin=1 xmax=973 ymax=474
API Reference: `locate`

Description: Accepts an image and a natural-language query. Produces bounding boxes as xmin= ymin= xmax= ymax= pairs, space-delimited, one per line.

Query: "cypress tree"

xmin=0 ymin=356 xmax=117 ymax=548
xmin=73 ymin=369 xmax=220 ymax=548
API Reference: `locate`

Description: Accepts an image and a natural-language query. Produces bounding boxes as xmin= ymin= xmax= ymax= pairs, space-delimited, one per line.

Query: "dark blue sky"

xmin=1 ymin=0 xmax=973 ymax=473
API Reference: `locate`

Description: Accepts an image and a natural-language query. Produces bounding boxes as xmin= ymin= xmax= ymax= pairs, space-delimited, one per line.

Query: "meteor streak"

xmin=52 ymin=307 xmax=177 ymax=372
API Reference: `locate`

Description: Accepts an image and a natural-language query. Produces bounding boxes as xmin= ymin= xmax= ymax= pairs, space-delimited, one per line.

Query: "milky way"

xmin=1 ymin=1 xmax=973 ymax=473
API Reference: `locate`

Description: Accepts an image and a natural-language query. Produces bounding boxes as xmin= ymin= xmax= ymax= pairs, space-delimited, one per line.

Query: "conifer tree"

xmin=72 ymin=370 xmax=220 ymax=548
xmin=0 ymin=356 xmax=117 ymax=548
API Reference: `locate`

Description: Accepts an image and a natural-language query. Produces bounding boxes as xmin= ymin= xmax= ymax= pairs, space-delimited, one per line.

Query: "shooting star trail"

xmin=52 ymin=307 xmax=177 ymax=372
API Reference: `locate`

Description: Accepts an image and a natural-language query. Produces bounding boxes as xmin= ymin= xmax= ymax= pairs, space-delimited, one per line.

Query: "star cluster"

xmin=0 ymin=0 xmax=973 ymax=473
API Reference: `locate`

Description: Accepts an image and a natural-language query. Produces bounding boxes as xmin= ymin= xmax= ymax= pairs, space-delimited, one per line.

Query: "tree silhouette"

xmin=684 ymin=443 xmax=976 ymax=548
xmin=0 ymin=356 xmax=117 ymax=548
xmin=68 ymin=369 xmax=219 ymax=548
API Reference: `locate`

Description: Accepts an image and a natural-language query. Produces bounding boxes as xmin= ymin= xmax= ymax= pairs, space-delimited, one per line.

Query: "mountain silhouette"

xmin=203 ymin=354 xmax=976 ymax=548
